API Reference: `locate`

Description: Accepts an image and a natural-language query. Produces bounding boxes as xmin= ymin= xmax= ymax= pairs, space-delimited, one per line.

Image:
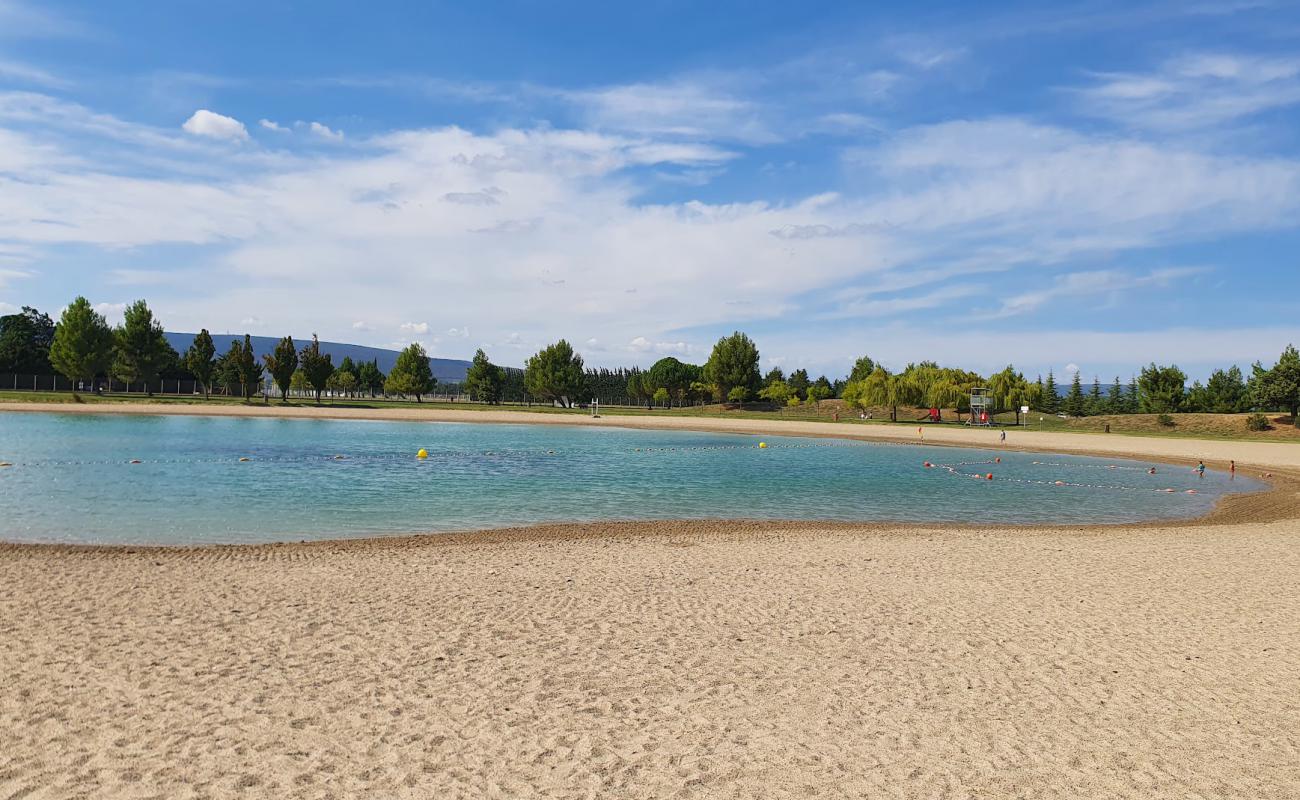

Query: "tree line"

xmin=3 ymin=298 xmax=1299 ymax=424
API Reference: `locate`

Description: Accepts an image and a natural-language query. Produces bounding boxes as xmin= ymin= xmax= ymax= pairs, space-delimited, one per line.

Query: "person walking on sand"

xmin=1000 ymin=430 xmax=1006 ymax=443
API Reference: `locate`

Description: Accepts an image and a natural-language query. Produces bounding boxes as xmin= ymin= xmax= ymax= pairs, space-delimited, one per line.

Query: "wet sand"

xmin=2 ymin=404 xmax=1299 ymax=798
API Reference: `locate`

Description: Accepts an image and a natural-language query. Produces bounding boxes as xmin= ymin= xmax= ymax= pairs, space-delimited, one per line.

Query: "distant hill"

xmin=164 ymin=333 xmax=472 ymax=382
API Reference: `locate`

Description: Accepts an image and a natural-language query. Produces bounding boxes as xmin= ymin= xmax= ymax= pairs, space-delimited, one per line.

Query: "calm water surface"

xmin=0 ymin=413 xmax=1259 ymax=545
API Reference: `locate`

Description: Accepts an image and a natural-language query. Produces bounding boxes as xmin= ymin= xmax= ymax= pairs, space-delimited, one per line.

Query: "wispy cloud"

xmin=980 ymin=267 xmax=1209 ymax=319
xmin=1072 ymin=52 xmax=1300 ymax=130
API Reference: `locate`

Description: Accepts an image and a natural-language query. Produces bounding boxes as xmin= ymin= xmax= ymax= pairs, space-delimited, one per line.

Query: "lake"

xmin=0 ymin=412 xmax=1258 ymax=545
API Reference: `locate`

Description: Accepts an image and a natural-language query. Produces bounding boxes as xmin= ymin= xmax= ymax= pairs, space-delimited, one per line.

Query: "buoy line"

xmin=0 ymin=448 xmax=568 ymax=469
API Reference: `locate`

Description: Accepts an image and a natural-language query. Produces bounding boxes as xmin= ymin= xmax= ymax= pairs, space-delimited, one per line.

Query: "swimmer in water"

xmin=1148 ymin=467 xmax=1157 ymax=475
xmin=1196 ymin=460 xmax=1206 ymax=477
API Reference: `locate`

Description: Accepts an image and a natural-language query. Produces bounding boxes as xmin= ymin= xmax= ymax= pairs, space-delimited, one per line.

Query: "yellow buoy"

xmin=417 ymin=448 xmax=428 ymax=459
xmin=758 ymin=442 xmax=768 ymax=448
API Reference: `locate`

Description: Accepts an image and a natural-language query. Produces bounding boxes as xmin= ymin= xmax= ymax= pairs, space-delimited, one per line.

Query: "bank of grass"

xmin=3 ymin=390 xmax=1297 ymax=442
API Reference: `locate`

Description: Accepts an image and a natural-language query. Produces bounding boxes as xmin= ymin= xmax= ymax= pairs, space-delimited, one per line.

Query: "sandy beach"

xmin=2 ymin=404 xmax=1299 ymax=798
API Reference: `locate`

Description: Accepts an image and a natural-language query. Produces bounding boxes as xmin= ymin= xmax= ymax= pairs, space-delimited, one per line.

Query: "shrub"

xmin=1246 ymin=412 xmax=1271 ymax=432
xmin=1156 ymin=413 xmax=1175 ymax=427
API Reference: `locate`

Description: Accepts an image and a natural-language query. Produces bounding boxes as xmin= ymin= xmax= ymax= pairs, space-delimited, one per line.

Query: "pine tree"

xmin=262 ymin=336 xmax=298 ymax=401
xmin=1107 ymin=376 xmax=1123 ymax=414
xmin=48 ymin=296 xmax=113 ymax=390
xmin=1063 ymin=372 xmax=1086 ymax=417
xmin=1126 ymin=375 xmax=1140 ymax=413
xmin=464 ymin=348 xmax=505 ymax=403
xmin=386 ymin=342 xmax=435 ymax=401
xmin=298 ymin=334 xmax=335 ymax=404
xmin=112 ymin=300 xmax=170 ymax=394
xmin=185 ymin=329 xmax=217 ymax=400
xmin=1042 ymin=370 xmax=1059 ymax=413
xmin=1088 ymin=376 xmax=1103 ymax=416
xmin=236 ymin=333 xmax=263 ymax=400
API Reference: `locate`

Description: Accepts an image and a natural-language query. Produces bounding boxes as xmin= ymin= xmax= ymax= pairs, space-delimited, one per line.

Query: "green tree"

xmin=1138 ymin=363 xmax=1187 ymax=413
xmin=1108 ymin=376 xmax=1124 ymax=414
xmin=787 ymin=368 xmax=811 ymax=400
xmin=647 ymin=357 xmax=696 ymax=405
xmin=845 ymin=367 xmax=906 ymax=422
xmin=848 ymin=355 xmax=876 ymax=383
xmin=385 ymin=342 xmax=435 ymax=401
xmin=229 ymin=334 xmax=264 ymax=400
xmin=726 ymin=385 xmax=749 ymax=404
xmin=1184 ymin=380 xmax=1209 ymax=413
xmin=703 ymin=332 xmax=760 ymax=403
xmin=48 ymin=296 xmax=113 ymax=390
xmin=464 ymin=349 xmax=505 ymax=403
xmin=626 ymin=371 xmax=650 ymax=408
xmin=758 ymin=379 xmax=792 ymax=406
xmin=185 ymin=329 xmax=217 ymax=400
xmin=1063 ymin=372 xmax=1086 ymax=417
xmin=1042 ymin=370 xmax=1059 ymax=413
xmin=290 ymin=368 xmax=309 ymax=395
xmin=927 ymin=379 xmax=963 ymax=422
xmin=1204 ymin=366 xmax=1248 ymax=413
xmin=806 ymin=378 xmax=832 ymax=406
xmin=0 ymin=306 xmax=55 ymax=373
xmin=262 ymin=335 xmax=298 ymax=401
xmin=763 ymin=366 xmax=786 ymax=386
xmin=112 ymin=300 xmax=170 ymax=394
xmin=524 ymin=340 xmax=585 ymax=407
xmin=298 ymin=334 xmax=335 ymax=404
xmin=338 ymin=356 xmax=356 ymax=376
xmin=1088 ymin=376 xmax=1103 ymax=416
xmin=652 ymin=387 xmax=670 ymax=407
xmin=1250 ymin=345 xmax=1300 ymax=426
xmin=356 ymin=359 xmax=384 ymax=397
xmin=326 ymin=369 xmax=357 ymax=396
xmin=988 ymin=365 xmax=1030 ymax=424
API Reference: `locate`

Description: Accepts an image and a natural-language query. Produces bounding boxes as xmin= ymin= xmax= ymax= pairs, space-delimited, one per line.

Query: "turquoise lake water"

xmin=0 ymin=413 xmax=1258 ymax=545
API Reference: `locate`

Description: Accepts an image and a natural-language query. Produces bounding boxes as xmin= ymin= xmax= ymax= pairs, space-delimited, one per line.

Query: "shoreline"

xmin=2 ymin=402 xmax=1298 ymax=552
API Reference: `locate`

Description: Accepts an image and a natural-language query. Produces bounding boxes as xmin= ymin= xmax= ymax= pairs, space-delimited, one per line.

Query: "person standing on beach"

xmin=1000 ymin=430 xmax=1006 ymax=443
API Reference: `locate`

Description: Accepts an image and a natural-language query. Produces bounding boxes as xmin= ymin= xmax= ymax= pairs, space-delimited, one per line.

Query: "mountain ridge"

xmin=164 ymin=333 xmax=472 ymax=382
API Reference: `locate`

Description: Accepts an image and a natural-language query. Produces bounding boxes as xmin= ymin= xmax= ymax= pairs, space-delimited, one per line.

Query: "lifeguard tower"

xmin=969 ymin=387 xmax=992 ymax=426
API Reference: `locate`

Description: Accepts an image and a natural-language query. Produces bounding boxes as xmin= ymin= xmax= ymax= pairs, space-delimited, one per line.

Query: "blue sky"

xmin=2 ymin=0 xmax=1299 ymax=380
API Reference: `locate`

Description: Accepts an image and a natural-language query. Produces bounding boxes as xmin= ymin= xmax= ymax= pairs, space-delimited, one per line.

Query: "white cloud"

xmin=982 ymin=267 xmax=1208 ymax=319
xmin=571 ymin=80 xmax=776 ymax=144
xmin=0 ymin=58 xmax=67 ymax=88
xmin=4 ymin=91 xmax=1300 ymax=376
xmin=447 ymin=326 xmax=470 ymax=337
xmin=259 ymin=118 xmax=287 ymax=133
xmin=1073 ymin=53 xmax=1300 ymax=130
xmin=309 ymin=121 xmax=343 ymax=140
xmin=0 ymin=267 xmax=31 ymax=289
xmin=93 ymin=301 xmax=126 ymax=325
xmin=181 ymin=109 xmax=249 ymax=141
xmin=351 ymin=320 xmax=371 ymax=331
